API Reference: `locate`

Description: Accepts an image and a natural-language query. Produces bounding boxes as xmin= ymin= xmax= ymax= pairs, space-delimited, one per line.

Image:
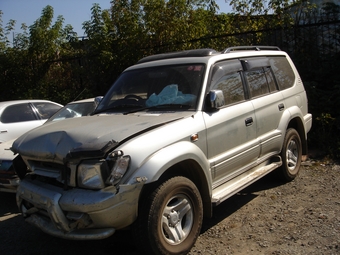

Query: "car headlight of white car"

xmin=77 ymin=150 xmax=130 ymax=189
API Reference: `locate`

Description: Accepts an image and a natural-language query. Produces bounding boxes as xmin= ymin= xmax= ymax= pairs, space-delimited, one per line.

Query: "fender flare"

xmin=278 ymin=106 xmax=308 ymax=154
xmin=127 ymin=140 xmax=212 ymax=195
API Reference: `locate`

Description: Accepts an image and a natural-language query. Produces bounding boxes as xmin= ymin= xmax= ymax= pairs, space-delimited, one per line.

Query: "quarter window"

xmin=268 ymin=56 xmax=295 ymax=90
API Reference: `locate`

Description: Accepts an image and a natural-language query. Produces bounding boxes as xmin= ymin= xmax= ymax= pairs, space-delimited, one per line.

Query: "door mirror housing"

xmin=206 ymin=90 xmax=225 ymax=111
xmin=94 ymin=96 xmax=103 ymax=108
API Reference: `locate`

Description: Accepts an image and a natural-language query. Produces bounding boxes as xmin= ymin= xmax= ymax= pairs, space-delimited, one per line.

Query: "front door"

xmin=203 ymin=59 xmax=260 ymax=187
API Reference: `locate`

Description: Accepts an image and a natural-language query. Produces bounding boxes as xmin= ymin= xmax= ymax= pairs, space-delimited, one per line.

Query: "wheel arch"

xmin=287 ymin=117 xmax=307 ymax=155
xmin=129 ymin=141 xmax=213 ymax=218
xmin=138 ymin=159 xmax=213 ymax=218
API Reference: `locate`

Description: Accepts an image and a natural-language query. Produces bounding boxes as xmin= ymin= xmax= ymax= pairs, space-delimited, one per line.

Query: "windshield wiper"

xmin=93 ymin=104 xmax=142 ymax=114
xmin=123 ymin=104 xmax=192 ymax=115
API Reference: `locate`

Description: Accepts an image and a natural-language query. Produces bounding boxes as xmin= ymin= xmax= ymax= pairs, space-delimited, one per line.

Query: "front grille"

xmin=27 ymin=160 xmax=71 ymax=188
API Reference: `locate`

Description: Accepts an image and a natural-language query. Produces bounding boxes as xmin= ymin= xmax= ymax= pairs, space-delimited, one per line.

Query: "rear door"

xmin=241 ymin=57 xmax=285 ymax=158
xmin=0 ymin=103 xmax=42 ymax=142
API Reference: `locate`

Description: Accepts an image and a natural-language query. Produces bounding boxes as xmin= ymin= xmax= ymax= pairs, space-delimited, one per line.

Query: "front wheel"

xmin=279 ymin=128 xmax=302 ymax=181
xmin=133 ymin=176 xmax=203 ymax=255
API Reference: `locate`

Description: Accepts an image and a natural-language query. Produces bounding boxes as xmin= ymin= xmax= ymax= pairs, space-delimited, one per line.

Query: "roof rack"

xmin=137 ymin=48 xmax=218 ymax=64
xmin=222 ymin=46 xmax=281 ymax=54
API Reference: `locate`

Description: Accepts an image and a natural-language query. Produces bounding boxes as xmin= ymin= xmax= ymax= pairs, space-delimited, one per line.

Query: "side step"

xmin=212 ymin=156 xmax=282 ymax=206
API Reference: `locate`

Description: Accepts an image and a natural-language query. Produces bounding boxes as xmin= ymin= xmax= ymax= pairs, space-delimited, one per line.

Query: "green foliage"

xmin=1 ymin=1 xmax=340 ymax=157
xmin=229 ymin=0 xmax=292 ymax=15
xmin=0 ymin=5 xmax=80 ymax=104
xmin=289 ymin=2 xmax=340 ymax=158
xmin=313 ymin=113 xmax=340 ymax=158
xmin=0 ymin=11 xmax=16 ymax=51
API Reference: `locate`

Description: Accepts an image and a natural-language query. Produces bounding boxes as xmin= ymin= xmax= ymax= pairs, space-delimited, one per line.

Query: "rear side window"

xmin=245 ymin=68 xmax=270 ymax=98
xmin=210 ymin=60 xmax=245 ymax=106
xmin=32 ymin=102 xmax=61 ymax=119
xmin=266 ymin=67 xmax=278 ymax=92
xmin=1 ymin=104 xmax=37 ymax=123
xmin=268 ymin=56 xmax=295 ymax=90
xmin=245 ymin=67 xmax=278 ymax=98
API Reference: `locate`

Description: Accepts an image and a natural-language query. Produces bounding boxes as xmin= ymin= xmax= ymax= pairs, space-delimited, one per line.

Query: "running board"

xmin=212 ymin=156 xmax=282 ymax=206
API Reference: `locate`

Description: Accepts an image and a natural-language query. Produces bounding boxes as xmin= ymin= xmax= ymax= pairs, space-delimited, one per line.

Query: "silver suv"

xmin=12 ymin=46 xmax=312 ymax=255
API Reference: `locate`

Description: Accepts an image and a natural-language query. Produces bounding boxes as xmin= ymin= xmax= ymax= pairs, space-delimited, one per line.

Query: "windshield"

xmin=46 ymin=101 xmax=95 ymax=123
xmin=95 ymin=64 xmax=205 ymax=114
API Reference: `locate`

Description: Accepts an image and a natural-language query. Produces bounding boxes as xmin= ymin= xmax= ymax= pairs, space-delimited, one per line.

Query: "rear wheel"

xmin=133 ymin=176 xmax=203 ymax=255
xmin=279 ymin=128 xmax=302 ymax=181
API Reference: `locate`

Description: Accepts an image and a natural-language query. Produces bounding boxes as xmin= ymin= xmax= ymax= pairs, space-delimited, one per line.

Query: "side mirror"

xmin=207 ymin=90 xmax=225 ymax=110
xmin=94 ymin=96 xmax=103 ymax=108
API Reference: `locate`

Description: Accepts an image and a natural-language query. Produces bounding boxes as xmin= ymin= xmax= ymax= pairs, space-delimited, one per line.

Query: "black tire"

xmin=279 ymin=128 xmax=302 ymax=181
xmin=132 ymin=176 xmax=203 ymax=255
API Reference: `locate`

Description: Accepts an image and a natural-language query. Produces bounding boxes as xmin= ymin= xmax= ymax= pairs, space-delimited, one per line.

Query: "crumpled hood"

xmin=12 ymin=112 xmax=188 ymax=164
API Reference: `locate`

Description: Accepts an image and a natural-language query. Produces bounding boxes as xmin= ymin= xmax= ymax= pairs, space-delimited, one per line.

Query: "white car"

xmin=0 ymin=98 xmax=100 ymax=193
xmin=0 ymin=138 xmax=17 ymax=192
xmin=45 ymin=97 xmax=102 ymax=123
xmin=0 ymin=100 xmax=63 ymax=143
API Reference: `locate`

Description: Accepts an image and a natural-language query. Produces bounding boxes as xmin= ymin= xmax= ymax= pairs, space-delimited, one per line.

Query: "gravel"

xmin=1 ymin=155 xmax=339 ymax=255
xmin=189 ymin=157 xmax=340 ymax=255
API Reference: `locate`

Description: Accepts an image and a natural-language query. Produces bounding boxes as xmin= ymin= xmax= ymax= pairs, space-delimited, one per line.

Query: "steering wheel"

xmin=124 ymin=94 xmax=143 ymax=101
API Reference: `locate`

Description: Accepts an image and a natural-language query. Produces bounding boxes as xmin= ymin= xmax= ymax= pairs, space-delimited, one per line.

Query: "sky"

xmin=1 ymin=0 xmax=233 ymax=38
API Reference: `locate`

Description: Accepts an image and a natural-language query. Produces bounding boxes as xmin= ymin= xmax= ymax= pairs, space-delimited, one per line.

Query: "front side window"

xmin=95 ymin=64 xmax=205 ymax=113
xmin=1 ymin=104 xmax=36 ymax=123
xmin=210 ymin=60 xmax=245 ymax=106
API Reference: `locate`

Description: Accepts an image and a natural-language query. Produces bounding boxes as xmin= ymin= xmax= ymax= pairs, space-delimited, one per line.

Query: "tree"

xmin=79 ymin=0 xmax=223 ymax=95
xmin=0 ymin=5 xmax=79 ymax=103
xmin=82 ymin=3 xmax=119 ymax=95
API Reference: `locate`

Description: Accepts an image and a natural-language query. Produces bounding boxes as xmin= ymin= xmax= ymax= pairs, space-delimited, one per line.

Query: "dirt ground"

xmin=0 ymin=153 xmax=339 ymax=255
xmin=190 ymin=154 xmax=340 ymax=255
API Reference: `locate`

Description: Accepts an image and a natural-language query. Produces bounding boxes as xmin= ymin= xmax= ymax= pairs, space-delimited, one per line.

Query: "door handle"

xmin=245 ymin=117 xmax=253 ymax=126
xmin=278 ymin=103 xmax=285 ymax=111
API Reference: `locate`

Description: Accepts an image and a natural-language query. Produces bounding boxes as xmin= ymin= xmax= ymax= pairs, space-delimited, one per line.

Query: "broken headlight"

xmin=77 ymin=160 xmax=109 ymax=189
xmin=106 ymin=150 xmax=130 ymax=186
xmin=77 ymin=151 xmax=130 ymax=189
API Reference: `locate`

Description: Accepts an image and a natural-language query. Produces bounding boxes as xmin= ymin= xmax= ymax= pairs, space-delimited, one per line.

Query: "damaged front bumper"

xmin=16 ymin=178 xmax=145 ymax=240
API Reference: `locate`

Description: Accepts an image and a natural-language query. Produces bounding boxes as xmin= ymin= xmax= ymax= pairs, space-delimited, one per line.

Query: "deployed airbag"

xmin=146 ymin=84 xmax=196 ymax=107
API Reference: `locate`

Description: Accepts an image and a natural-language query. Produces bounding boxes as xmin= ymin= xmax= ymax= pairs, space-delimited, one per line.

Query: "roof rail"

xmin=222 ymin=46 xmax=281 ymax=54
xmin=137 ymin=48 xmax=218 ymax=64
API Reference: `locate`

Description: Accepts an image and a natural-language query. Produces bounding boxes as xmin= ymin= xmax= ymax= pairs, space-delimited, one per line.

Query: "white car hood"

xmin=12 ymin=112 xmax=189 ymax=164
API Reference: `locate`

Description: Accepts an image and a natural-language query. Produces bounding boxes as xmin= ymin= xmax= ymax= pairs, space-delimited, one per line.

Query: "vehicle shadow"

xmin=201 ymin=170 xmax=286 ymax=233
